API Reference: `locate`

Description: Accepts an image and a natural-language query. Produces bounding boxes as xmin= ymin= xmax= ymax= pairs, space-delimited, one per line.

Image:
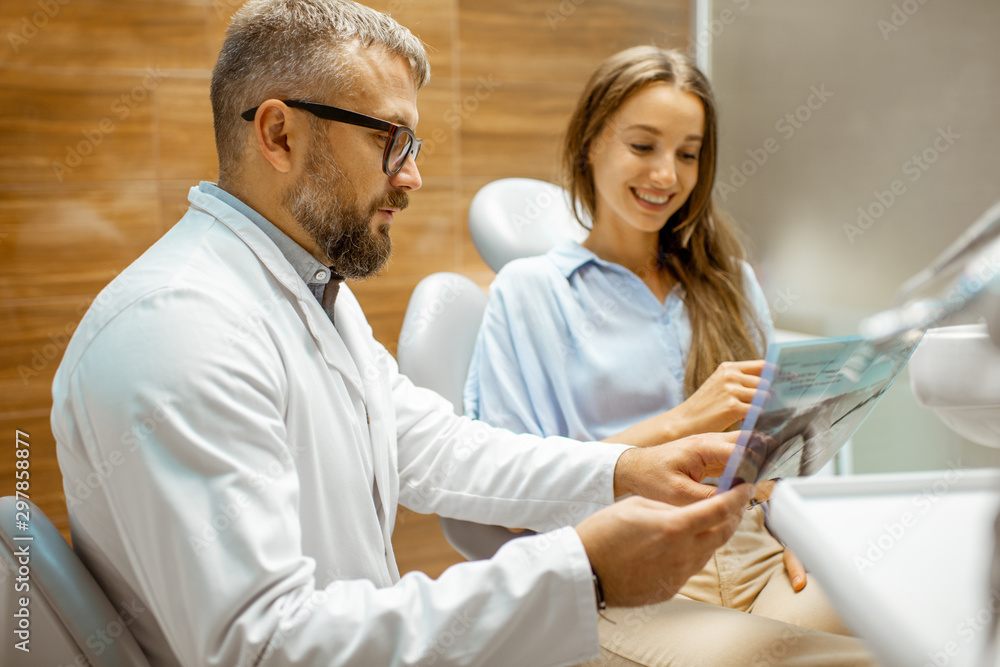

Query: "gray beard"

xmin=284 ymin=149 xmax=395 ymax=280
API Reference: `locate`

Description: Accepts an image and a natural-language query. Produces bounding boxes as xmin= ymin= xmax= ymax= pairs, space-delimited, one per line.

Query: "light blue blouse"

xmin=463 ymin=240 xmax=775 ymax=442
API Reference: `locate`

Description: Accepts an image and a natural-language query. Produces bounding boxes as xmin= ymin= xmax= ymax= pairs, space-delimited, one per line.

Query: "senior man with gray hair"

xmin=52 ymin=1 xmax=763 ymax=665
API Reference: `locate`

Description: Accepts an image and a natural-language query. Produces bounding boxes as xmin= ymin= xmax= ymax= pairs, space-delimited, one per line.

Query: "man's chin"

xmin=332 ymin=245 xmax=393 ymax=281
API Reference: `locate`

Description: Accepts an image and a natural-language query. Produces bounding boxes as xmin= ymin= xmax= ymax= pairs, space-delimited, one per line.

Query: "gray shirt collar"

xmin=198 ymin=181 xmax=336 ymax=289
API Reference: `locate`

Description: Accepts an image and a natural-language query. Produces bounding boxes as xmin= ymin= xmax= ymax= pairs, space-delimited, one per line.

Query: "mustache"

xmin=375 ymin=190 xmax=409 ymax=212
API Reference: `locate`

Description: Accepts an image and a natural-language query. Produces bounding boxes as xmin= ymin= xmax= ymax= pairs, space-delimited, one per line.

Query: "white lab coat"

xmin=52 ymin=186 xmax=628 ymax=667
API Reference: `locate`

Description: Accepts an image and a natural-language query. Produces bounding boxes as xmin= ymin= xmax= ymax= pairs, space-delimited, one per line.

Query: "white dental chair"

xmin=397 ymin=178 xmax=587 ymax=560
xmin=401 ymin=178 xmax=843 ymax=561
xmin=0 ymin=497 xmax=150 ymax=666
xmin=468 ymin=177 xmax=589 ymax=272
xmin=398 ymin=178 xmax=589 ymax=560
xmin=397 ymin=272 xmax=487 ymax=413
xmin=472 ymin=178 xmax=848 ymax=474
xmin=397 ymin=272 xmax=523 ymax=560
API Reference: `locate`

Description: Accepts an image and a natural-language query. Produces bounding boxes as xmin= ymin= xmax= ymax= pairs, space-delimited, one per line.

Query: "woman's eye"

xmin=630 ymin=144 xmax=653 ymax=153
xmin=680 ymin=152 xmax=698 ymax=161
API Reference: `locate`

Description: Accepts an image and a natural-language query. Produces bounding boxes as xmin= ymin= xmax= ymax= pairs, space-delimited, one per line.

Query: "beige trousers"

xmin=577 ymin=507 xmax=877 ymax=666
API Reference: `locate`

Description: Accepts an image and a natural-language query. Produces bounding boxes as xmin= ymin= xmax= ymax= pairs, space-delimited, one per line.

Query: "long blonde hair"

xmin=562 ymin=46 xmax=765 ymax=395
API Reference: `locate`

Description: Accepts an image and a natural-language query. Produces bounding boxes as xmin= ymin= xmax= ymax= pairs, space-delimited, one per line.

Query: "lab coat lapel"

xmin=334 ymin=292 xmax=396 ymax=542
xmin=188 ymin=187 xmax=365 ymax=396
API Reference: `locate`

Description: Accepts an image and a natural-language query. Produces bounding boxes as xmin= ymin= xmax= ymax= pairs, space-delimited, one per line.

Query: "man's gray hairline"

xmin=227 ymin=28 xmax=429 ymax=117
xmin=214 ymin=0 xmax=431 ymax=180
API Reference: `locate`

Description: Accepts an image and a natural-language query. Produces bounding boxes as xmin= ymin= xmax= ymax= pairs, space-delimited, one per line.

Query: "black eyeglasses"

xmin=240 ymin=100 xmax=422 ymax=177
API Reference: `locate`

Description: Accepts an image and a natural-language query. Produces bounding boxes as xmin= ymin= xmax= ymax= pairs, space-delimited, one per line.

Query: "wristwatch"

xmin=591 ymin=565 xmax=606 ymax=611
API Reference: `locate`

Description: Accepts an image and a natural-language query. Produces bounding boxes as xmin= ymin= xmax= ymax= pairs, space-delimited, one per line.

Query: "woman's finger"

xmin=783 ymin=548 xmax=807 ymax=592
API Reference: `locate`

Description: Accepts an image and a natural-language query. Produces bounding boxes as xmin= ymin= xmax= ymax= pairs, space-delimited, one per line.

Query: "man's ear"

xmin=251 ymin=100 xmax=297 ymax=174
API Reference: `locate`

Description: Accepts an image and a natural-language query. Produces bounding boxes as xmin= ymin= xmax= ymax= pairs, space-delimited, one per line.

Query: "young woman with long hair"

xmin=464 ymin=46 xmax=872 ymax=666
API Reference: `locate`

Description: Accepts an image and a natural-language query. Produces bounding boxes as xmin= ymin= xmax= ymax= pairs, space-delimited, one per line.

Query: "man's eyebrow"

xmin=381 ymin=110 xmax=417 ymax=128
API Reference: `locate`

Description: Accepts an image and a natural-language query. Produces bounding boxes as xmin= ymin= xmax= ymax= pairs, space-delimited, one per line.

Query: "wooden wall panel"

xmin=0 ymin=186 xmax=163 ymax=299
xmin=459 ymin=0 xmax=688 ymax=85
xmin=158 ymin=181 xmax=200 ymax=233
xmin=408 ymin=78 xmax=459 ymax=183
xmin=0 ymin=296 xmax=94 ymax=415
xmin=458 ymin=82 xmax=578 ymax=184
xmin=157 ymin=75 xmax=219 ymax=183
xmin=0 ymin=68 xmax=159 ymax=185
xmin=370 ymin=0 xmax=457 ymax=79
xmin=0 ymin=0 xmax=214 ymax=70
xmin=0 ymin=0 xmax=689 ymax=581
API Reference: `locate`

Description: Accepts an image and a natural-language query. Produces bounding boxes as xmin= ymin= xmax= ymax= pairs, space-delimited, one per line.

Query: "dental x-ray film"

xmin=717 ymin=333 xmax=922 ymax=492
